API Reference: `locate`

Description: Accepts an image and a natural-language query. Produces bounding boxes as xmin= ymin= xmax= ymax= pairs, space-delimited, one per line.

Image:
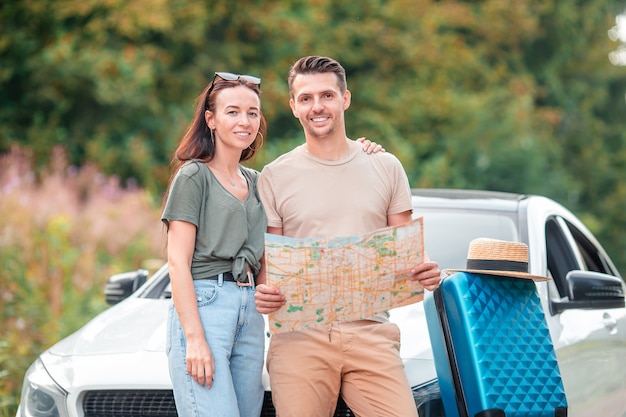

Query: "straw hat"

xmin=443 ymin=238 xmax=550 ymax=282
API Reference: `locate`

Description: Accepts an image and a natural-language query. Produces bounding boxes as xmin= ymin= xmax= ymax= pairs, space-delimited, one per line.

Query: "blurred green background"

xmin=1 ymin=0 xmax=626 ymax=414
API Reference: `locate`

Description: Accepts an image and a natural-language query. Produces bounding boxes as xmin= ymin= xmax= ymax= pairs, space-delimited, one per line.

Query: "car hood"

xmin=43 ymin=298 xmax=172 ymax=391
xmin=42 ymin=296 xmax=437 ymax=391
xmin=49 ymin=298 xmax=169 ymax=356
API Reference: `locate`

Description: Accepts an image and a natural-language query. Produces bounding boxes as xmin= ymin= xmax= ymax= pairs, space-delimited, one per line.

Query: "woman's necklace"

xmin=209 ymin=165 xmax=240 ymax=188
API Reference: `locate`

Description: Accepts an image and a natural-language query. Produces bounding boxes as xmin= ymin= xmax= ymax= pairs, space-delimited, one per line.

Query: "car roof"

xmin=411 ymin=188 xmax=528 ymax=213
xmin=411 ymin=188 xmax=526 ymax=201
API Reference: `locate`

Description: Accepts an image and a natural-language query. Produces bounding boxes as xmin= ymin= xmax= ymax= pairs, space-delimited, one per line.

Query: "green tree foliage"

xmin=1 ymin=0 xmax=213 ymax=194
xmin=2 ymin=0 xmax=624 ymax=206
xmin=522 ymin=1 xmax=626 ymax=266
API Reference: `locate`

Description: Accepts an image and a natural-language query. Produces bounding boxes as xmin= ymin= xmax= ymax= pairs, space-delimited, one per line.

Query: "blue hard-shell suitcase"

xmin=424 ymin=272 xmax=568 ymax=417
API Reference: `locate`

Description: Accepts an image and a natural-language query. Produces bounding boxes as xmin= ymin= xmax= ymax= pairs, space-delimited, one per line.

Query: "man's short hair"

xmin=287 ymin=56 xmax=347 ymax=97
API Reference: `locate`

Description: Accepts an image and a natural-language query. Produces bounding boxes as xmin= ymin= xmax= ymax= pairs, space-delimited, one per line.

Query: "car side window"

xmin=564 ymin=219 xmax=617 ymax=276
xmin=545 ymin=217 xmax=578 ymax=298
xmin=546 ymin=215 xmax=620 ymax=301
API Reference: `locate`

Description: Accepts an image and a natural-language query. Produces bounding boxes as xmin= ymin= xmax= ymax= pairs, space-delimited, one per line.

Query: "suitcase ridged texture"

xmin=426 ymin=272 xmax=568 ymax=417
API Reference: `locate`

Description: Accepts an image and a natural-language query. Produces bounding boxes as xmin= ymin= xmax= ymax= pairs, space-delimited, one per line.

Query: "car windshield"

xmin=417 ymin=210 xmax=519 ymax=271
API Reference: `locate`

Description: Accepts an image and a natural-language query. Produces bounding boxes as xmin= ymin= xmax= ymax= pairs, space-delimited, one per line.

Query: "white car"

xmin=17 ymin=189 xmax=626 ymax=417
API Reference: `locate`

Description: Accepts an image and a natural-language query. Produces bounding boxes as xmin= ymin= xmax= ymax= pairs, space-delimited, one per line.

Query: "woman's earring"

xmin=210 ymin=129 xmax=216 ymax=148
xmin=249 ymin=132 xmax=264 ymax=151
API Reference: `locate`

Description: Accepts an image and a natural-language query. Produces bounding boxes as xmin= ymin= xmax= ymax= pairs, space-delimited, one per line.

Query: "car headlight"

xmin=17 ymin=358 xmax=69 ymax=417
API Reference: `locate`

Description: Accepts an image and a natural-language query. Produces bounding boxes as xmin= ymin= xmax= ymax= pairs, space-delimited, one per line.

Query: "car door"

xmin=544 ymin=215 xmax=626 ymax=417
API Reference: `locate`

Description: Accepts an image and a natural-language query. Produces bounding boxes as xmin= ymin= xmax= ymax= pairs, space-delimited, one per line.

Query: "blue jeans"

xmin=167 ymin=277 xmax=264 ymax=417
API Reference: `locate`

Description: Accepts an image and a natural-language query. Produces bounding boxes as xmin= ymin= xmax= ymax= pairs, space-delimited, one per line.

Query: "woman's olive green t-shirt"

xmin=161 ymin=160 xmax=267 ymax=282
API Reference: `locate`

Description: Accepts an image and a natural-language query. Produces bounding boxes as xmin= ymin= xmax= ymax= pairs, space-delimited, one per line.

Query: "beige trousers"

xmin=266 ymin=320 xmax=419 ymax=417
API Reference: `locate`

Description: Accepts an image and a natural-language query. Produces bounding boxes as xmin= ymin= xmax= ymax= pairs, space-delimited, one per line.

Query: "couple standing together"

xmin=161 ymin=55 xmax=442 ymax=417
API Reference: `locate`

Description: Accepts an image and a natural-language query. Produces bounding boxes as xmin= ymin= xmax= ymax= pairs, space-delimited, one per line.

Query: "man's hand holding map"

xmin=264 ymin=217 xmax=425 ymax=334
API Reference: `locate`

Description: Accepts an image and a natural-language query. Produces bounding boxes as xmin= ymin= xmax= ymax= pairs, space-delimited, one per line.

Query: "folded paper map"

xmin=265 ymin=217 xmax=425 ymax=334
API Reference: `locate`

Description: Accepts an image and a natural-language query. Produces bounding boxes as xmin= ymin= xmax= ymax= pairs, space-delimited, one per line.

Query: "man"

xmin=255 ymin=56 xmax=441 ymax=417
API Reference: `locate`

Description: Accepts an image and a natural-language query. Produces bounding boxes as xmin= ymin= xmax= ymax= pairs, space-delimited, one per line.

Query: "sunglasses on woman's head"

xmin=214 ymin=72 xmax=261 ymax=85
xmin=206 ymin=72 xmax=262 ymax=109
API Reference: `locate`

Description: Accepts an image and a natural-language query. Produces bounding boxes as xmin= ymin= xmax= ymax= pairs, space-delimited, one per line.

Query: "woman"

xmin=162 ymin=71 xmax=267 ymax=416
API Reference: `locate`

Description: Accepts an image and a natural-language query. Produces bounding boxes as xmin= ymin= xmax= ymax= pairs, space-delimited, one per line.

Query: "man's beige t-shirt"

xmin=258 ymin=142 xmax=412 ymax=239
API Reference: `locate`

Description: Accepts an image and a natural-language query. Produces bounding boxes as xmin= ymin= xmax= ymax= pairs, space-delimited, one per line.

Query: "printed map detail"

xmin=265 ymin=217 xmax=425 ymax=334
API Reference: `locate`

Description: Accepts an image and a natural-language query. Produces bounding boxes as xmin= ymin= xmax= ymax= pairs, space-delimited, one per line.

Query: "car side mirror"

xmin=104 ymin=269 xmax=149 ymax=305
xmin=551 ymin=270 xmax=625 ymax=314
